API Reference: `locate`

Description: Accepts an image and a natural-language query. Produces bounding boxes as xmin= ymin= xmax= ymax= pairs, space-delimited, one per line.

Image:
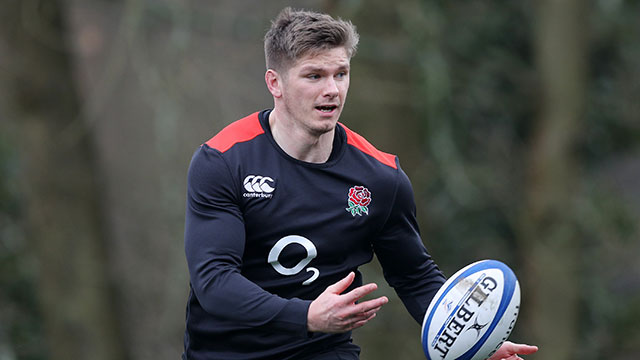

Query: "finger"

xmin=350 ymin=312 xmax=376 ymax=330
xmin=361 ymin=304 xmax=384 ymax=316
xmin=343 ymin=282 xmax=380 ymax=303
xmin=347 ymin=302 xmax=384 ymax=320
xmin=509 ymin=343 xmax=538 ymax=355
xmin=351 ymin=305 xmax=384 ymax=323
xmin=326 ymin=272 xmax=355 ymax=295
xmin=352 ymin=296 xmax=388 ymax=314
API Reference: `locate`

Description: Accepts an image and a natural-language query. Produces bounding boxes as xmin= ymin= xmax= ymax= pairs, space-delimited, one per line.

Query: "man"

xmin=183 ymin=7 xmax=537 ymax=360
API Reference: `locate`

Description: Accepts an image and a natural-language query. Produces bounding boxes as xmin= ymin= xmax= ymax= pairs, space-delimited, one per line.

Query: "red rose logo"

xmin=346 ymin=186 xmax=371 ymax=216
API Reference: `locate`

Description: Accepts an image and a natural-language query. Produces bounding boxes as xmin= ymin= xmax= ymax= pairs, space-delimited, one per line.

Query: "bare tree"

xmin=0 ymin=0 xmax=126 ymax=358
xmin=519 ymin=0 xmax=588 ymax=358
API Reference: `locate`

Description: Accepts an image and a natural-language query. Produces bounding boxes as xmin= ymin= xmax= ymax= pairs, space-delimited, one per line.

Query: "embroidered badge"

xmin=346 ymin=186 xmax=371 ymax=216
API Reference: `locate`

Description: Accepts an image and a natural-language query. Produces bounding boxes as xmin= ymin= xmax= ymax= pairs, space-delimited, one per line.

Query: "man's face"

xmin=279 ymin=47 xmax=350 ymax=136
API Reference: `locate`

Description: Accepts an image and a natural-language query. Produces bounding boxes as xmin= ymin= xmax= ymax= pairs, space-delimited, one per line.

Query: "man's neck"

xmin=269 ymin=109 xmax=335 ymax=164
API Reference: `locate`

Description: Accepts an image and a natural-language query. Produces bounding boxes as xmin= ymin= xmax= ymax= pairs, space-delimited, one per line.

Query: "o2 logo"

xmin=267 ymin=235 xmax=319 ymax=285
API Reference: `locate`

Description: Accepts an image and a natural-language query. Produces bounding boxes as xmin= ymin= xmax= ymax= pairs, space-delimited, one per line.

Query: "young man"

xmin=182 ymin=8 xmax=537 ymax=360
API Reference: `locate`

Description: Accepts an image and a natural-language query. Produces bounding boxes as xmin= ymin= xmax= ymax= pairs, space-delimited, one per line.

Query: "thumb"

xmin=516 ymin=344 xmax=538 ymax=355
xmin=326 ymin=272 xmax=355 ymax=295
xmin=505 ymin=341 xmax=538 ymax=355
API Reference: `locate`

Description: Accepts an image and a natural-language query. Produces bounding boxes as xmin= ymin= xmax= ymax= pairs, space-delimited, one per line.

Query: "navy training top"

xmin=183 ymin=110 xmax=445 ymax=360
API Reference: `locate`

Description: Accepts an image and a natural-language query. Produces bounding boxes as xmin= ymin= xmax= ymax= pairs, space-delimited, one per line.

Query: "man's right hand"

xmin=307 ymin=272 xmax=389 ymax=333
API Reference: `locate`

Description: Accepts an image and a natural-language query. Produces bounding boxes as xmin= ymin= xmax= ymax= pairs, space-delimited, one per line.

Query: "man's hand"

xmin=307 ymin=272 xmax=388 ymax=333
xmin=488 ymin=341 xmax=538 ymax=360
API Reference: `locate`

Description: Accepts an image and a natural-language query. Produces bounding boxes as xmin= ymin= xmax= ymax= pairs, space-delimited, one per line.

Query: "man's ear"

xmin=265 ymin=69 xmax=283 ymax=98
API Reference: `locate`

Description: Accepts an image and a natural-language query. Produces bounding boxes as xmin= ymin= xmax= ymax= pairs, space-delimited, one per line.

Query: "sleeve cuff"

xmin=273 ymin=297 xmax=313 ymax=338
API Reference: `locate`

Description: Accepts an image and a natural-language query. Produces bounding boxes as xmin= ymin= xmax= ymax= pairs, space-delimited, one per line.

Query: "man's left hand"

xmin=487 ymin=341 xmax=538 ymax=360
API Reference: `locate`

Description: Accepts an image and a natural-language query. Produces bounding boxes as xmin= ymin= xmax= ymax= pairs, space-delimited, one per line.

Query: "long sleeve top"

xmin=182 ymin=110 xmax=445 ymax=360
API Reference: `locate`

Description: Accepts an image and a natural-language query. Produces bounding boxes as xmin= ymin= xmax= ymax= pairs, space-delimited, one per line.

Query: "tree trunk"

xmin=0 ymin=0 xmax=127 ymax=359
xmin=519 ymin=0 xmax=587 ymax=358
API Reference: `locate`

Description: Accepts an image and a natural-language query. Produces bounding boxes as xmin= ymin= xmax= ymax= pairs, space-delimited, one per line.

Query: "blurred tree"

xmin=1 ymin=0 xmax=638 ymax=359
xmin=0 ymin=0 xmax=126 ymax=359
xmin=0 ymin=137 xmax=44 ymax=360
xmin=395 ymin=1 xmax=639 ymax=359
xmin=518 ymin=0 xmax=588 ymax=358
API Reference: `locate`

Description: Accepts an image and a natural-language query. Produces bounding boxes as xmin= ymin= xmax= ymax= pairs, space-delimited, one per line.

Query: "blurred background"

xmin=1 ymin=0 xmax=639 ymax=359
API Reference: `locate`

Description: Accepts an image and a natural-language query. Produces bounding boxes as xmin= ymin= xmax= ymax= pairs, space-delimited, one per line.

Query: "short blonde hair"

xmin=264 ymin=7 xmax=359 ymax=73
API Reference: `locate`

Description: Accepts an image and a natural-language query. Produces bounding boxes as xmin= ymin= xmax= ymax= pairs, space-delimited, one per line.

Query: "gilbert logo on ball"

xmin=421 ymin=260 xmax=520 ymax=360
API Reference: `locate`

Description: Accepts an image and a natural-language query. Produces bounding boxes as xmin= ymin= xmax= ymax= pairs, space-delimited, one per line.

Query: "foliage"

xmin=0 ymin=137 xmax=45 ymax=360
xmin=398 ymin=1 xmax=640 ymax=359
xmin=0 ymin=0 xmax=639 ymax=359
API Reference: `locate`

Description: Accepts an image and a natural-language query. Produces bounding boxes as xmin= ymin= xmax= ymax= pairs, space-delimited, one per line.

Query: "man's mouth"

xmin=315 ymin=104 xmax=339 ymax=113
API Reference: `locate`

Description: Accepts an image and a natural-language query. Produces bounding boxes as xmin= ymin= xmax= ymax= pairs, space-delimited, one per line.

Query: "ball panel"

xmin=428 ymin=269 xmax=505 ymax=359
xmin=421 ymin=260 xmax=520 ymax=360
xmin=476 ymin=281 xmax=521 ymax=360
xmin=460 ymin=261 xmax=517 ymax=359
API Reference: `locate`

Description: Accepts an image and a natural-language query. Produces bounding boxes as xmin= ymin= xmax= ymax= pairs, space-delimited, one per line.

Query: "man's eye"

xmin=336 ymin=72 xmax=347 ymax=78
xmin=308 ymin=74 xmax=320 ymax=80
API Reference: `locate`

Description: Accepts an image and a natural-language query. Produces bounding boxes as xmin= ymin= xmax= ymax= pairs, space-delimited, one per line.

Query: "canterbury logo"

xmin=243 ymin=175 xmax=275 ymax=198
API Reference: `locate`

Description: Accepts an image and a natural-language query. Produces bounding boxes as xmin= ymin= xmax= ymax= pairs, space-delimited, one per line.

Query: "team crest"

xmin=346 ymin=186 xmax=371 ymax=216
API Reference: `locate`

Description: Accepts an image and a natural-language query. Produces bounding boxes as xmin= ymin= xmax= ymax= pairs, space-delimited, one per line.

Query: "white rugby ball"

xmin=421 ymin=260 xmax=520 ymax=360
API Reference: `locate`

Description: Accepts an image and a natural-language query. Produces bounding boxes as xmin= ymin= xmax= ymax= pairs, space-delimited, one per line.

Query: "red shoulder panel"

xmin=205 ymin=112 xmax=265 ymax=153
xmin=340 ymin=123 xmax=397 ymax=169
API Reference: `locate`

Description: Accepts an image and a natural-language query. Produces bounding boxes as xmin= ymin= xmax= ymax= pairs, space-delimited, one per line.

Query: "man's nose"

xmin=323 ymin=77 xmax=339 ymax=97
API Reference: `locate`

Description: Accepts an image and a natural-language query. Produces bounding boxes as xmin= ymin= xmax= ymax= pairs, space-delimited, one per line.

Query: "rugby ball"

xmin=421 ymin=260 xmax=520 ymax=360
